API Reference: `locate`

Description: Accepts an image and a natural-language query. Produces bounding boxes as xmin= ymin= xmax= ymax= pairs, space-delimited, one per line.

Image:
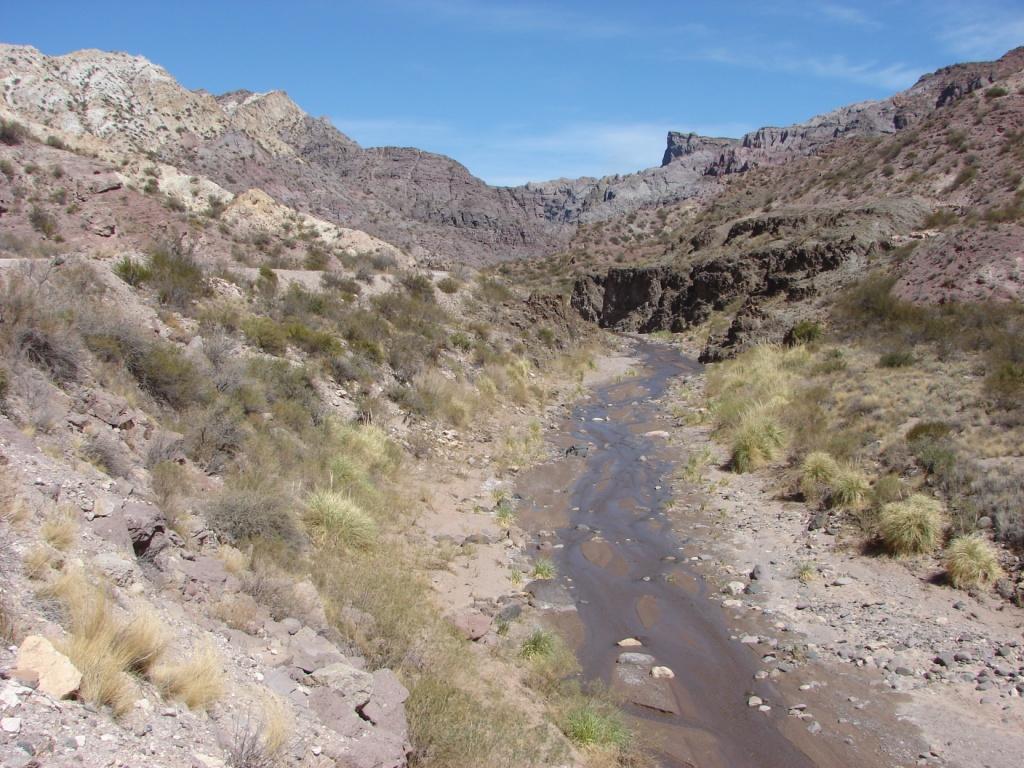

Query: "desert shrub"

xmin=206 ymin=488 xmax=303 ymax=547
xmin=922 ymin=209 xmax=958 ymax=228
xmin=436 ymin=276 xmax=461 ymax=294
xmin=28 ymin=206 xmax=58 ymax=238
xmin=17 ymin=327 xmax=81 ymax=383
xmin=879 ymin=349 xmax=914 ymax=368
xmin=519 ymin=629 xmax=557 ymax=660
xmin=785 ymin=319 xmax=823 ymax=346
xmin=985 ymin=86 xmax=1009 ymax=99
xmin=537 ymin=327 xmax=556 ymax=348
xmin=113 ymin=257 xmax=151 ymax=287
xmin=0 ymin=159 xmax=13 ymax=179
xmin=304 ymin=490 xmax=377 ymax=549
xmin=0 ymin=118 xmax=28 ymax=145
xmin=401 ymin=272 xmax=436 ymax=302
xmin=985 ymin=361 xmax=1024 ymax=407
xmin=944 ymin=535 xmax=1003 ymax=589
xmin=449 ymin=332 xmax=472 ymax=352
xmin=241 ymin=316 xmax=288 ymax=354
xmin=146 ymin=242 xmax=207 ymax=308
xmin=871 ymin=474 xmax=907 ymax=509
xmin=878 ymin=494 xmax=944 ymax=556
xmin=82 ymin=430 xmax=131 ymax=478
xmin=45 ymin=135 xmax=67 ymax=149
xmin=474 ymin=276 xmax=512 ymax=303
xmin=320 ymin=272 xmax=362 ymax=296
xmin=128 ymin=342 xmax=209 ymax=408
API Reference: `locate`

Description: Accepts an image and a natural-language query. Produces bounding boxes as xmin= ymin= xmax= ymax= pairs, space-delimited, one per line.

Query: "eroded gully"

xmin=514 ymin=338 xmax=878 ymax=768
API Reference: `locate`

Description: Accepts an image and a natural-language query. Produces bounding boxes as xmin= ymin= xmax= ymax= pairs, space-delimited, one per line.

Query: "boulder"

xmin=451 ymin=611 xmax=491 ymax=641
xmin=290 ymin=627 xmax=345 ymax=673
xmin=311 ymin=662 xmax=374 ymax=708
xmin=14 ymin=636 xmax=81 ymax=699
xmin=122 ymin=500 xmax=167 ymax=557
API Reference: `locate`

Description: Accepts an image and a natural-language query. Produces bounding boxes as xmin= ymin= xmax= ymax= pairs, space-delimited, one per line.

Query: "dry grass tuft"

xmin=879 ymin=494 xmax=944 ymax=556
xmin=304 ymin=490 xmax=377 ymax=549
xmin=41 ymin=507 xmax=78 ymax=551
xmin=23 ymin=544 xmax=57 ymax=580
xmin=945 ymin=535 xmax=1004 ymax=589
xmin=153 ymin=639 xmax=224 ymax=710
xmin=800 ymin=451 xmax=838 ymax=502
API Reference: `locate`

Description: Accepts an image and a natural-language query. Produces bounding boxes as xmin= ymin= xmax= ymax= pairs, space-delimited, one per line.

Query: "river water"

xmin=515 ymin=339 xmax=839 ymax=768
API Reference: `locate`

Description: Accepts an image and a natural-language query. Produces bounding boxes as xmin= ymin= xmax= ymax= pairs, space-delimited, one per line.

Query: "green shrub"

xmin=730 ymin=408 xmax=786 ymax=472
xmin=0 ymin=119 xmax=28 ymax=146
xmin=985 ymin=361 xmax=1024 ymax=407
xmin=800 ymin=451 xmax=839 ymax=502
xmin=561 ymin=701 xmax=630 ymax=750
xmin=537 ymin=327 xmax=556 ymax=348
xmin=241 ymin=316 xmax=289 ymax=354
xmin=45 ymin=135 xmax=67 ymax=150
xmin=519 ymin=629 xmax=557 ymax=660
xmin=113 ymin=257 xmax=152 ymax=287
xmin=206 ymin=488 xmax=302 ymax=547
xmin=944 ymin=535 xmax=1003 ymax=589
xmin=401 ymin=272 xmax=436 ymax=303
xmin=436 ymin=276 xmax=461 ymax=294
xmin=905 ymin=421 xmax=951 ymax=443
xmin=127 ymin=342 xmax=210 ymax=408
xmin=879 ymin=494 xmax=944 ymax=556
xmin=786 ymin=320 xmax=823 ymax=346
xmin=284 ymin=321 xmax=340 ymax=356
xmin=304 ymin=490 xmax=377 ymax=549
xmin=879 ymin=350 xmax=914 ymax=368
xmin=985 ymin=86 xmax=1009 ymax=99
xmin=531 ymin=559 xmax=556 ymax=579
xmin=147 ymin=243 xmax=208 ymax=307
xmin=830 ymin=466 xmax=870 ymax=510
xmin=28 ymin=206 xmax=58 ymax=238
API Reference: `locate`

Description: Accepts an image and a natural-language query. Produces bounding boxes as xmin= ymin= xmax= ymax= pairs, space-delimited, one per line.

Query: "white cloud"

xmin=395 ymin=0 xmax=707 ymax=41
xmin=819 ymin=3 xmax=878 ymax=28
xmin=695 ymin=47 xmax=922 ymax=91
xmin=937 ymin=15 xmax=1024 ymax=60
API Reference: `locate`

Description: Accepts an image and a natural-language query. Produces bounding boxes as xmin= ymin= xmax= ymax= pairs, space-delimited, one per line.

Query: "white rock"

xmin=747 ymin=696 xmax=763 ymax=708
xmin=723 ymin=581 xmax=746 ymax=596
xmin=651 ymin=666 xmax=675 ymax=679
xmin=617 ymin=638 xmax=643 ymax=648
xmin=14 ymin=636 xmax=82 ymax=699
xmin=1 ymin=717 xmax=21 ymax=733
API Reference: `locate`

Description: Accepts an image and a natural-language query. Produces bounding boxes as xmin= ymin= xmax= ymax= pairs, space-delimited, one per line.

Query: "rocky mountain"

xmin=558 ymin=52 xmax=1024 ymax=361
xmin=3 ymin=44 xmax=1022 ymax=265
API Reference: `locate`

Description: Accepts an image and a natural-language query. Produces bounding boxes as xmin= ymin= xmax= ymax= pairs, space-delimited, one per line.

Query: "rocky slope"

xmin=4 ymin=44 xmax=1021 ymax=265
xmin=556 ymin=51 xmax=1024 ymax=360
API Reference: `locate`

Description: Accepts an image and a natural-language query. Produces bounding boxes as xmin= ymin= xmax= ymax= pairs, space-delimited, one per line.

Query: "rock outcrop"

xmin=4 ymin=44 xmax=1022 ymax=264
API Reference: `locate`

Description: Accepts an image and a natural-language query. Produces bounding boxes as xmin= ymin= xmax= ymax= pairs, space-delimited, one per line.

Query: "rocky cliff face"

xmin=3 ymin=44 xmax=1022 ymax=265
xmin=571 ymin=200 xmax=929 ymax=359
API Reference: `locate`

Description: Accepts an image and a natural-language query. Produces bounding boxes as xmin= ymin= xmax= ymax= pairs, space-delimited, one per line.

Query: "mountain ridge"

xmin=3 ymin=43 xmax=1022 ymax=264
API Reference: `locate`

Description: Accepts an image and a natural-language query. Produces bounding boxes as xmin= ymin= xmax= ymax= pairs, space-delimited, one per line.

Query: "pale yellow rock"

xmin=651 ymin=665 xmax=675 ymax=679
xmin=15 ymin=636 xmax=82 ymax=699
xmin=617 ymin=638 xmax=643 ymax=647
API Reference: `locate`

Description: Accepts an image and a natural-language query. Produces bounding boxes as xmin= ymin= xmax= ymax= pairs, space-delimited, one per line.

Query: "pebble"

xmin=747 ymin=696 xmax=763 ymax=707
xmin=1 ymin=717 xmax=21 ymax=734
xmin=807 ymin=721 xmax=822 ymax=734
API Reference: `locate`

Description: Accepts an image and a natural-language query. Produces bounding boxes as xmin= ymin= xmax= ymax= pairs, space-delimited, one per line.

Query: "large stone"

xmin=14 ymin=636 xmax=81 ymax=699
xmin=451 ymin=611 xmax=491 ymax=641
xmin=290 ymin=627 xmax=345 ymax=673
xmin=361 ymin=669 xmax=410 ymax=739
xmin=311 ymin=662 xmax=374 ymax=708
xmin=122 ymin=500 xmax=167 ymax=557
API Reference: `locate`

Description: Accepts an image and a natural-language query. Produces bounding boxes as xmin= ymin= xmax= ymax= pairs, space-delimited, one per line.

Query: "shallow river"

xmin=515 ymin=339 xmax=844 ymax=768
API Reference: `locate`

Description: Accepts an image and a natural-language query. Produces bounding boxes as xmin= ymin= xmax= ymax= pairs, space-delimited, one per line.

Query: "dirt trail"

xmin=514 ymin=338 xmax=928 ymax=768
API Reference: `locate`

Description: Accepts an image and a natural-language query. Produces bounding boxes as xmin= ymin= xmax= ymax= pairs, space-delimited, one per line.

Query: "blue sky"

xmin=4 ymin=1 xmax=1023 ymax=185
